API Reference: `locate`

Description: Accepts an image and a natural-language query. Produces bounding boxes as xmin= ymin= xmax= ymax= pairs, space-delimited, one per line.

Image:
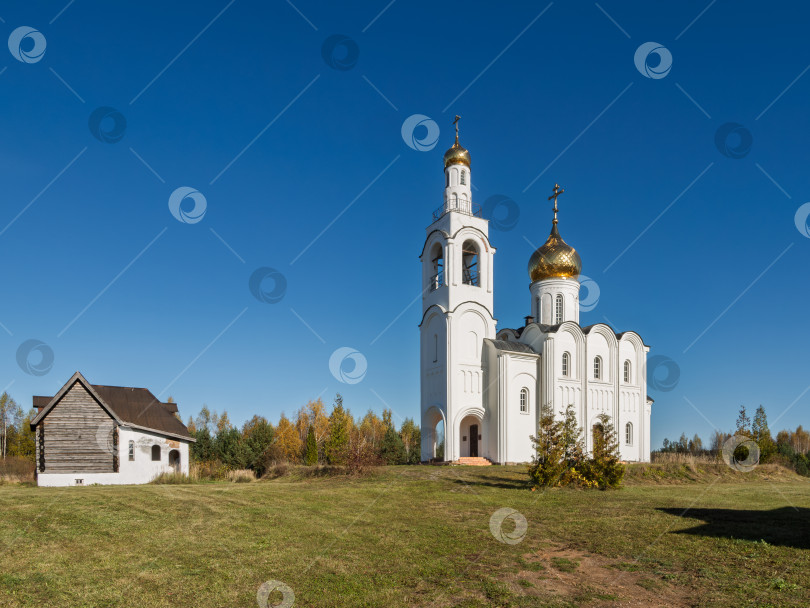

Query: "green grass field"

xmin=0 ymin=464 xmax=808 ymax=607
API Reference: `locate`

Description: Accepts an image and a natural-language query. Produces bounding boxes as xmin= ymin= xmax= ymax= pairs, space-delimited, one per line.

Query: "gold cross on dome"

xmin=548 ymin=183 xmax=564 ymax=224
xmin=452 ymin=115 xmax=460 ymax=143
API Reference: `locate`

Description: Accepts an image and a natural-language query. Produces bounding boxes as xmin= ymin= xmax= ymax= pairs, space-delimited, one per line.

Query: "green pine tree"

xmin=587 ymin=414 xmax=625 ymax=489
xmin=325 ymin=394 xmax=349 ymax=465
xmin=528 ymin=402 xmax=567 ymax=488
xmin=751 ymin=405 xmax=775 ymax=463
xmin=380 ymin=426 xmax=407 ymax=464
xmin=305 ymin=425 xmax=318 ymax=465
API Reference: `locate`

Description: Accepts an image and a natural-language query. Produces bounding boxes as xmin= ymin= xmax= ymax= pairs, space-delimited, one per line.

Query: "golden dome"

xmin=444 ymin=141 xmax=470 ymax=169
xmin=528 ymin=222 xmax=582 ymax=282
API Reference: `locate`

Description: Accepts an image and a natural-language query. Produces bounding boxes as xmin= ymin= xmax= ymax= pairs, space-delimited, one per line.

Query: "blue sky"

xmin=1 ymin=1 xmax=808 ymax=448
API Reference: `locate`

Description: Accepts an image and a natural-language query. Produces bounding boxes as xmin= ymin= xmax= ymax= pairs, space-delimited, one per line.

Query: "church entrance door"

xmin=469 ymin=424 xmax=479 ymax=457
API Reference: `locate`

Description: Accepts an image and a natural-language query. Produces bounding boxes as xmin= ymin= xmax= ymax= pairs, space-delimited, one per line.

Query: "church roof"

xmin=485 ymin=339 xmax=537 ymax=354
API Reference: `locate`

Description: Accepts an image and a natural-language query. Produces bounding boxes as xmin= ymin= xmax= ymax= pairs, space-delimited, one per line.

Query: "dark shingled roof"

xmin=34 ymin=383 xmax=191 ymax=440
xmin=486 ymin=339 xmax=537 ymax=354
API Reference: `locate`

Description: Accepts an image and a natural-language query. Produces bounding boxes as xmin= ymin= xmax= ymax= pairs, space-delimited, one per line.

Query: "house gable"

xmin=36 ymin=379 xmax=118 ymax=474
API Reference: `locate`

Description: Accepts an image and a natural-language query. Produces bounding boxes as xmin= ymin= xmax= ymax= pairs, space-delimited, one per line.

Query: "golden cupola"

xmin=443 ymin=115 xmax=470 ymax=169
xmin=528 ymin=184 xmax=582 ymax=282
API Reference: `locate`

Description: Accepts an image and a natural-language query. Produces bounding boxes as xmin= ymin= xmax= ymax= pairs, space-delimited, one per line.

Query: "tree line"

xmin=658 ymin=404 xmax=810 ymax=475
xmin=186 ymin=394 xmax=421 ymax=475
xmin=0 ymin=393 xmax=35 ymax=459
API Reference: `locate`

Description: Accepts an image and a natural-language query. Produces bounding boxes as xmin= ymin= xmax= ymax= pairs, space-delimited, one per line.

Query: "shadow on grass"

xmin=657 ymin=506 xmax=810 ymax=549
xmin=450 ymin=474 xmax=530 ymax=490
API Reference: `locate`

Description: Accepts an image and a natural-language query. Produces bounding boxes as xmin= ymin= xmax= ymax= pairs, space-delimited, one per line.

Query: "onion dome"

xmin=444 ymin=115 xmax=470 ymax=169
xmin=528 ymin=223 xmax=582 ymax=281
xmin=444 ymin=141 xmax=470 ymax=169
xmin=528 ymin=183 xmax=581 ymax=281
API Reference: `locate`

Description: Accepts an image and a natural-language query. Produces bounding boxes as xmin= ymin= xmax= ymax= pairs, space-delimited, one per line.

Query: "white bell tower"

xmin=420 ymin=117 xmax=496 ymax=462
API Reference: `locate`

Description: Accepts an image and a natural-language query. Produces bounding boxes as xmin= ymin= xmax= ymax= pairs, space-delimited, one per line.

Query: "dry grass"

xmin=226 ymin=469 xmax=256 ymax=483
xmin=0 ymin=456 xmax=35 ymax=485
xmin=651 ymin=452 xmax=719 ymax=465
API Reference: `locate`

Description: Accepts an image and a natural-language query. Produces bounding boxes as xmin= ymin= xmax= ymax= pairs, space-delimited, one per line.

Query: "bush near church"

xmin=528 ymin=403 xmax=625 ymax=490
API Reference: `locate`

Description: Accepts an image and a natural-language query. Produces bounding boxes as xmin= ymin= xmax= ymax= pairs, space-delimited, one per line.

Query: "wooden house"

xmin=30 ymin=371 xmax=194 ymax=486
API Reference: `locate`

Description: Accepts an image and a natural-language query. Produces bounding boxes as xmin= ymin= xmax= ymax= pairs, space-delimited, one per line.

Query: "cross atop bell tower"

xmin=548 ymin=183 xmax=564 ymax=225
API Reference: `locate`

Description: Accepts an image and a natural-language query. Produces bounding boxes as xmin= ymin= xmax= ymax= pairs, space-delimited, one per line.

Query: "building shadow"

xmin=656 ymin=506 xmax=810 ymax=550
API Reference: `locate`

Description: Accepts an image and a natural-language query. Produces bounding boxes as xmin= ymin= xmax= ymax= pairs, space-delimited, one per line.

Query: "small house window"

xmin=625 ymin=422 xmax=633 ymax=445
xmin=519 ymin=388 xmax=529 ymax=414
xmin=151 ymin=445 xmax=161 ymax=461
xmin=128 ymin=440 xmax=134 ymax=461
xmin=623 ymin=360 xmax=631 ymax=383
xmin=562 ymin=352 xmax=570 ymax=377
xmin=75 ymin=479 xmax=84 ymax=486
xmin=460 ymin=170 xmax=467 ymax=185
xmin=594 ymin=356 xmax=602 ymax=380
xmin=555 ymin=294 xmax=564 ymax=324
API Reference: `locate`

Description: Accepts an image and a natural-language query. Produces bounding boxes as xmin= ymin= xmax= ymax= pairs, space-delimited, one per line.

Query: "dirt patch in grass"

xmin=498 ymin=541 xmax=695 ymax=607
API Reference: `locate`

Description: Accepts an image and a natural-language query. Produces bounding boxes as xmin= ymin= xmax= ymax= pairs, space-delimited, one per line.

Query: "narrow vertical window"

xmin=623 ymin=360 xmax=631 ymax=383
xmin=625 ymin=422 xmax=633 ymax=445
xmin=461 ymin=240 xmax=480 ymax=287
xmin=460 ymin=170 xmax=466 ymax=185
xmin=562 ymin=352 xmax=570 ymax=377
xmin=128 ymin=440 xmax=134 ymax=461
xmin=555 ymin=294 xmax=564 ymax=324
xmin=433 ymin=334 xmax=438 ymax=363
xmin=519 ymin=388 xmax=529 ymax=413
xmin=594 ymin=356 xmax=602 ymax=380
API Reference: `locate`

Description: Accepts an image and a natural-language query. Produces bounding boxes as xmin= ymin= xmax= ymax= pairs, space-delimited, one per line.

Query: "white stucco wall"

xmin=37 ymin=427 xmax=190 ymax=487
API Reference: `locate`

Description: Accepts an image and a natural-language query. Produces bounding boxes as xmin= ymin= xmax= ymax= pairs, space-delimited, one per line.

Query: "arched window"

xmin=430 ymin=244 xmax=444 ymax=291
xmin=169 ymin=449 xmax=181 ymax=471
xmin=562 ymin=352 xmax=570 ymax=377
xmin=445 ymin=171 xmax=449 ymax=187
xmin=460 ymin=170 xmax=467 ymax=185
xmin=519 ymin=388 xmax=529 ymax=414
xmin=623 ymin=360 xmax=631 ymax=383
xmin=433 ymin=334 xmax=438 ymax=363
xmin=128 ymin=440 xmax=135 ymax=461
xmin=593 ymin=356 xmax=602 ymax=380
xmin=593 ymin=423 xmax=605 ymax=445
xmin=625 ymin=422 xmax=633 ymax=445
xmin=151 ymin=445 xmax=161 ymax=461
xmin=555 ymin=294 xmax=564 ymax=324
xmin=461 ymin=240 xmax=480 ymax=287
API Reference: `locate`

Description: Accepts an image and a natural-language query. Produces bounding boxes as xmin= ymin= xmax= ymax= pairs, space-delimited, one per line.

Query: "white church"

xmin=419 ymin=123 xmax=652 ymax=465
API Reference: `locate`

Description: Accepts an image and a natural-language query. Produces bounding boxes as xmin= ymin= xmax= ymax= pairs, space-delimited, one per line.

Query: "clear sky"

xmin=1 ymin=1 xmax=808 ymax=448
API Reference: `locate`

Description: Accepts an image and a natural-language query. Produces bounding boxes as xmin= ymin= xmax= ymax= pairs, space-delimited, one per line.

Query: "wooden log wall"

xmin=41 ymin=381 xmax=116 ymax=473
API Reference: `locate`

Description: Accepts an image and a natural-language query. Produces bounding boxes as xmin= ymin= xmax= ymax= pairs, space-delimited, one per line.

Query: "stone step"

xmin=455 ymin=456 xmax=493 ymax=466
